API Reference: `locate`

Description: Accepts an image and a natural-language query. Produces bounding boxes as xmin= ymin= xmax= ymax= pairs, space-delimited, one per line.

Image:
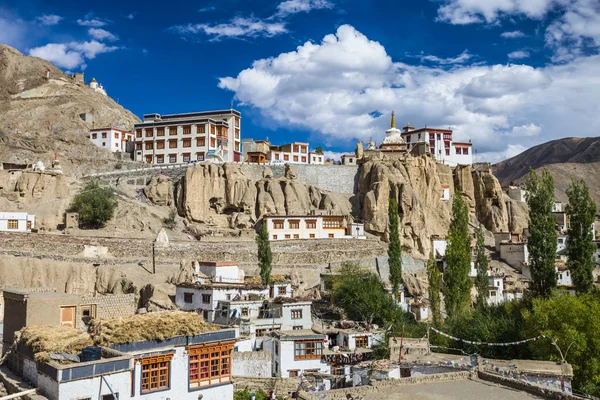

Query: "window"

xmin=203 ymin=310 xmax=209 ymax=320
xmin=156 ymin=141 xmax=165 ymax=150
xmin=235 ymin=129 xmax=240 ymax=139
xmin=92 ymin=133 xmax=97 ymax=139
xmin=464 ymin=147 xmax=469 ymax=155
xmin=188 ymin=342 xmax=234 ymax=389
xmin=197 ymin=124 xmax=205 ymax=133
xmin=156 ymin=127 xmax=164 ymax=136
xmin=329 ymin=233 xmax=334 ymax=238
xmin=145 ymin=155 xmax=152 ymax=164
xmin=102 ymin=395 xmax=118 ymax=400
xmin=256 ymin=328 xmax=267 ymax=337
xmin=490 ymin=290 xmax=497 ymax=297
xmin=291 ymin=309 xmax=302 ymax=319
xmin=7 ymin=220 xmax=18 ymax=230
xmin=301 ymin=156 xmax=307 ymax=163
xmin=445 ymin=149 xmax=450 ymax=156
xmin=275 ymin=153 xmax=280 ymax=160
xmin=183 ymin=126 xmax=191 ymax=135
xmin=145 ymin=129 xmax=153 ymax=137
xmin=284 ymin=154 xmax=289 ymax=161
xmin=294 ymin=340 xmax=323 ymax=360
xmin=275 ymin=342 xmax=279 ymax=355
xmin=437 ymin=134 xmax=441 ymax=140
xmin=169 ymin=154 xmax=177 ymax=163
xmin=301 ymin=146 xmax=307 ymax=153
xmin=278 ymin=286 xmax=287 ymax=295
xmin=293 ymin=155 xmax=299 ymax=162
xmin=272 ymin=235 xmax=278 ymax=240
xmin=100 ymin=132 xmax=106 ymax=138
xmin=202 ymin=294 xmax=211 ymax=304
xmin=183 ymin=153 xmax=191 ymax=162
xmin=81 ymin=304 xmax=97 ymax=319
xmin=156 ymin=156 xmax=165 ymax=165
xmin=456 ymin=147 xmax=462 ymax=155
xmin=184 ymin=292 xmax=194 ymax=303
xmin=145 ymin=142 xmax=153 ymax=150
xmin=285 ymin=234 xmax=291 ymax=239
xmin=355 ymin=336 xmax=368 ymax=348
xmin=294 ymin=234 xmax=299 ymax=239
xmin=197 ymin=137 xmax=206 ymax=146
xmin=169 ymin=140 xmax=177 ymax=149
xmin=309 ymin=234 xmax=315 ymax=238
xmin=136 ymin=129 xmax=142 ymax=138
xmin=273 ymin=220 xmax=284 ymax=229
xmin=332 ymin=367 xmax=345 ymax=376
xmin=136 ymin=143 xmax=142 ymax=151
xmin=169 ymin=126 xmax=178 ymax=135
xmin=141 ymin=354 xmax=172 ymax=393
xmin=241 ymin=307 xmax=249 ymax=317
xmin=293 ymin=326 xmax=303 ymax=330
xmin=210 ymin=138 xmax=216 ymax=148
xmin=323 ymin=218 xmax=343 ymax=228
xmin=306 ymin=220 xmax=316 ymax=229
xmin=293 ymin=145 xmax=299 ymax=152
xmin=197 ymin=152 xmax=205 ymax=161
xmin=183 ymin=139 xmax=192 ymax=148
xmin=289 ymin=370 xmax=299 ymax=377
xmin=289 ymin=220 xmax=300 ymax=229
xmin=211 ymin=125 xmax=216 ymax=134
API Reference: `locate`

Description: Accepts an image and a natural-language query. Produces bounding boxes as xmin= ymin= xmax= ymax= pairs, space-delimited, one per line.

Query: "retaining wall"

xmin=478 ymin=371 xmax=582 ymax=399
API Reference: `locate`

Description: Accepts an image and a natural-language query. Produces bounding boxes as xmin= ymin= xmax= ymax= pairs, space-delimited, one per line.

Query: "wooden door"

xmin=60 ymin=306 xmax=76 ymax=328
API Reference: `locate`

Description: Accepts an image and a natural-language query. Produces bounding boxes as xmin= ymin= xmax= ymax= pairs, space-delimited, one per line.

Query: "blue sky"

xmin=1 ymin=0 xmax=600 ymax=161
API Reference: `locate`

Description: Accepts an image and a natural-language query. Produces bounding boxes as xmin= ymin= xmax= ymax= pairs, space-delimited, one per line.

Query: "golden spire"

xmin=391 ymin=110 xmax=396 ymax=128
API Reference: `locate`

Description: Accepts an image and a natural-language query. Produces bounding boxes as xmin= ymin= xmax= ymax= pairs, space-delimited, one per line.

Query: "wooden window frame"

xmin=183 ymin=125 xmax=191 ymax=135
xmin=202 ymin=294 xmax=211 ymax=304
xmin=168 ymin=140 xmax=177 ymax=149
xmin=273 ymin=220 xmax=284 ymax=230
xmin=323 ymin=217 xmax=343 ymax=229
xmin=188 ymin=342 xmax=234 ymax=389
xmin=197 ymin=124 xmax=205 ymax=134
xmin=145 ymin=142 xmax=153 ymax=150
xmin=293 ymin=326 xmax=303 ymax=330
xmin=169 ymin=154 xmax=177 ymax=163
xmin=197 ymin=137 xmax=206 ymax=147
xmin=92 ymin=133 xmax=97 ymax=139
xmin=136 ymin=129 xmax=142 ymax=138
xmin=157 ymin=127 xmax=165 ymax=137
xmin=7 ymin=220 xmax=18 ymax=230
xmin=135 ymin=143 xmax=142 ymax=151
xmin=355 ymin=336 xmax=368 ymax=348
xmin=141 ymin=354 xmax=172 ymax=393
xmin=197 ymin=152 xmax=205 ymax=161
xmin=288 ymin=220 xmax=300 ymax=229
xmin=306 ymin=220 xmax=317 ymax=229
xmin=241 ymin=307 xmax=249 ymax=317
xmin=184 ymin=292 xmax=194 ymax=303
xmin=182 ymin=153 xmax=191 ymax=162
xmin=309 ymin=234 xmax=315 ymax=238
xmin=145 ymin=129 xmax=153 ymax=138
xmin=293 ymin=155 xmax=299 ymax=162
xmin=169 ymin=127 xmax=178 ymax=136
xmin=294 ymin=340 xmax=323 ymax=360
xmin=291 ymin=309 xmax=302 ymax=319
xmin=285 ymin=234 xmax=291 ymax=239
xmin=277 ymin=286 xmax=287 ymax=295
xmin=289 ymin=370 xmax=299 ymax=377
xmin=156 ymin=140 xmax=165 ymax=150
xmin=283 ymin=154 xmax=289 ymax=161
xmin=183 ymin=139 xmax=192 ymax=148
xmin=293 ymin=234 xmax=299 ymax=239
xmin=80 ymin=304 xmax=97 ymax=319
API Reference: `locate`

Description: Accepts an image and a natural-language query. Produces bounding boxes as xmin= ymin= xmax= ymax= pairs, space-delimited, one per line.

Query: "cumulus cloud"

xmin=29 ymin=40 xmax=119 ymax=69
xmin=276 ymin=0 xmax=333 ymax=17
xmin=77 ymin=18 xmax=108 ymax=27
xmin=436 ymin=0 xmax=554 ymax=24
xmin=501 ymin=30 xmax=525 ymax=39
xmin=171 ymin=17 xmax=287 ymax=40
xmin=218 ymin=24 xmax=600 ymax=162
xmin=88 ymin=28 xmax=118 ymax=41
xmin=35 ymin=14 xmax=63 ymax=26
xmin=508 ymin=50 xmax=531 ymax=59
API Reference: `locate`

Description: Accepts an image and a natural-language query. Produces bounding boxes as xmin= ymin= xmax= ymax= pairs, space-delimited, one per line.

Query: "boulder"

xmin=472 ymin=164 xmax=509 ymax=232
xmin=144 ymin=175 xmax=173 ymax=206
xmin=285 ymin=164 xmax=297 ymax=180
xmin=263 ymin=166 xmax=273 ymax=178
xmin=453 ymin=164 xmax=475 ymax=211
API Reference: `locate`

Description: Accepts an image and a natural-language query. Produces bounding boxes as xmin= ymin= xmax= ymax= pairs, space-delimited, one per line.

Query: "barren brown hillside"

xmin=0 ymin=44 xmax=141 ymax=176
xmin=493 ymin=137 xmax=600 ymax=205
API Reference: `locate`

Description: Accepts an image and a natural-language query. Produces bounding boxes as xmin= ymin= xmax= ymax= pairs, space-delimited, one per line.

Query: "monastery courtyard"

xmin=362 ymin=379 xmax=541 ymax=400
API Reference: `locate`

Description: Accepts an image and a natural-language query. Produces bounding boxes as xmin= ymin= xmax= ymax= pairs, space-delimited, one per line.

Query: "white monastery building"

xmin=263 ymin=215 xmax=365 ymax=240
xmin=0 ymin=212 xmax=35 ymax=232
xmin=134 ymin=109 xmax=241 ymax=164
xmin=400 ymin=122 xmax=473 ymax=166
xmin=89 ymin=128 xmax=134 ymax=152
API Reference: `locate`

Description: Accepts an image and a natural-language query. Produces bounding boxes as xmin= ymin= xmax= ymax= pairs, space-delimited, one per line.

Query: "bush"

xmin=162 ymin=208 xmax=177 ymax=229
xmin=68 ymin=180 xmax=117 ymax=228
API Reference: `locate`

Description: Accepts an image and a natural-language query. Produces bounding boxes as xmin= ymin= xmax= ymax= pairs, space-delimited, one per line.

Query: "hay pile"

xmin=20 ymin=325 xmax=94 ymax=362
xmin=244 ymin=274 xmax=290 ymax=285
xmin=90 ymin=311 xmax=220 ymax=346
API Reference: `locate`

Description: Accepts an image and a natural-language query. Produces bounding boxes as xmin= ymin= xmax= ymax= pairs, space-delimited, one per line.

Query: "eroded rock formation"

xmin=144 ymin=175 xmax=173 ymax=206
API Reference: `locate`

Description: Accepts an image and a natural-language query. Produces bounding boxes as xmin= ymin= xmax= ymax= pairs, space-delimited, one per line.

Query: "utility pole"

xmin=399 ymin=323 xmax=405 ymax=362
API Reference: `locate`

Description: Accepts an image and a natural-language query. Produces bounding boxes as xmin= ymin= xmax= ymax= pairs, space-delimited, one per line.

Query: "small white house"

xmin=341 ymin=154 xmax=357 ymax=166
xmin=556 ymin=264 xmax=572 ymax=288
xmin=89 ymin=128 xmax=134 ymax=152
xmin=508 ymin=186 xmax=527 ymax=202
xmin=440 ymin=185 xmax=450 ymax=201
xmin=0 ymin=212 xmax=35 ymax=232
xmin=264 ymin=215 xmax=365 ymax=241
xmin=488 ymin=274 xmax=504 ymax=305
xmin=264 ymin=330 xmax=330 ymax=378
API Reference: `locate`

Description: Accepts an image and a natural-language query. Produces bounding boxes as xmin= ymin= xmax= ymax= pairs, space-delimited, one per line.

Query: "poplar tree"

xmin=388 ymin=198 xmax=403 ymax=295
xmin=256 ymin=223 xmax=273 ymax=286
xmin=427 ymin=251 xmax=441 ymax=327
xmin=525 ymin=168 xmax=557 ymax=298
xmin=444 ymin=192 xmax=472 ymax=317
xmin=566 ymin=179 xmax=597 ymax=293
xmin=474 ymin=226 xmax=489 ymax=308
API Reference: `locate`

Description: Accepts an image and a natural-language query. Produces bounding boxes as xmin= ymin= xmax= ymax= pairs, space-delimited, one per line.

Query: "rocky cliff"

xmin=0 ymin=44 xmax=140 ymax=176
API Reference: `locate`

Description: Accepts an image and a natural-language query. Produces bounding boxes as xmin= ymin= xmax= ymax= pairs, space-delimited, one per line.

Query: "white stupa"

xmin=380 ymin=111 xmax=405 ymax=147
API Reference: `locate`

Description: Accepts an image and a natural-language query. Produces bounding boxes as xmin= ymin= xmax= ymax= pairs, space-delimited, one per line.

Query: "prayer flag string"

xmin=429 ymin=327 xmax=546 ymax=346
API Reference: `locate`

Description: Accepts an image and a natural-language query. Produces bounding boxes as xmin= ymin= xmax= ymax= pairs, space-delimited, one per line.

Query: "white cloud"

xmin=322 ymin=150 xmax=344 ymax=162
xmin=508 ymin=50 xmax=531 ymax=59
xmin=29 ymin=40 xmax=119 ymax=69
xmin=171 ymin=16 xmax=287 ymax=40
xmin=198 ymin=6 xmax=216 ymax=12
xmin=88 ymin=28 xmax=118 ymax=41
xmin=77 ymin=18 xmax=107 ymax=27
xmin=276 ymin=0 xmax=333 ymax=17
xmin=420 ymin=49 xmax=473 ymax=64
xmin=218 ymin=24 xmax=600 ymax=162
xmin=506 ymin=123 xmax=542 ymax=137
xmin=435 ymin=0 xmax=600 ymax=62
xmin=35 ymin=14 xmax=63 ymax=26
xmin=501 ymin=30 xmax=525 ymax=38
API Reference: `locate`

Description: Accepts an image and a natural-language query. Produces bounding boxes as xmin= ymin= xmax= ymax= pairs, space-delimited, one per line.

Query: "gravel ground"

xmin=362 ymin=379 xmax=542 ymax=400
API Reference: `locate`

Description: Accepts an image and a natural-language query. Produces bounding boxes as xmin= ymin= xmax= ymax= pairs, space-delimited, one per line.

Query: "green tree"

xmin=427 ymin=251 xmax=441 ymax=327
xmin=522 ymin=292 xmax=600 ymax=395
xmin=315 ymin=146 xmax=324 ymax=154
xmin=475 ymin=227 xmax=489 ymax=309
xmin=388 ymin=198 xmax=402 ymax=295
xmin=525 ymin=168 xmax=557 ymax=298
xmin=68 ymin=180 xmax=117 ymax=228
xmin=256 ymin=223 xmax=273 ymax=286
xmin=444 ymin=192 xmax=472 ymax=317
xmin=566 ymin=179 xmax=597 ymax=293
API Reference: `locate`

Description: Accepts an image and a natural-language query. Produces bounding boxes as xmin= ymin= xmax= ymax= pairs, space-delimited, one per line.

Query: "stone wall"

xmin=478 ymin=371 xmax=581 ymax=400
xmin=298 ymin=371 xmax=471 ymax=400
xmin=234 ymin=376 xmax=301 ymax=396
xmin=78 ymin=294 xmax=136 ymax=322
xmin=87 ymin=163 xmax=359 ymax=194
xmin=233 ymin=351 xmax=272 ymax=378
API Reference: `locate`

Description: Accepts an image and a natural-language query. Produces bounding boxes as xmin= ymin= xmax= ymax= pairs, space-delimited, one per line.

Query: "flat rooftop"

xmin=274 ymin=329 xmax=325 ymax=340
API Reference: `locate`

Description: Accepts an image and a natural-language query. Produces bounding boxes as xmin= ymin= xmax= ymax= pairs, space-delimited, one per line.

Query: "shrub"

xmin=69 ymin=180 xmax=117 ymax=228
xmin=162 ymin=208 xmax=177 ymax=229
